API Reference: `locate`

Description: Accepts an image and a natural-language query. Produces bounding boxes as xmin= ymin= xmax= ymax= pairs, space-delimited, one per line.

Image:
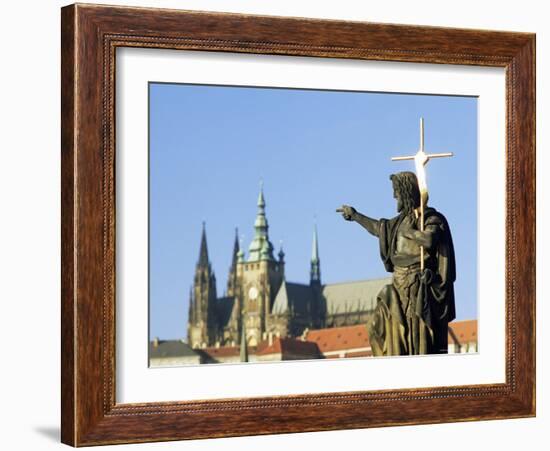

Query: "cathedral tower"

xmin=235 ymin=183 xmax=284 ymax=346
xmin=187 ymin=223 xmax=218 ymax=348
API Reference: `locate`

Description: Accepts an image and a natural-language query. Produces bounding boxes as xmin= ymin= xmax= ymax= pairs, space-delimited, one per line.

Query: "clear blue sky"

xmin=149 ymin=83 xmax=478 ymax=340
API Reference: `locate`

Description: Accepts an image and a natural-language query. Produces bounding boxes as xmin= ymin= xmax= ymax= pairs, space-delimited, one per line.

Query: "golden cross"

xmin=391 ymin=117 xmax=453 ymax=270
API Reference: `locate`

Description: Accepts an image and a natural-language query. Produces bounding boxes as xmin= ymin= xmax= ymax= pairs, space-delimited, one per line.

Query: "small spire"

xmin=311 ymin=223 xmax=319 ymax=262
xmin=198 ymin=222 xmax=209 ymax=267
xmin=310 ymin=222 xmax=321 ymax=285
xmin=278 ymin=239 xmax=285 ymax=262
xmin=257 ymin=179 xmax=265 ymax=208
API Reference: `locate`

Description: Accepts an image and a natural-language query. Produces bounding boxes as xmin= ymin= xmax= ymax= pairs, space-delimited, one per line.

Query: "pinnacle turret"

xmin=278 ymin=240 xmax=285 ymax=263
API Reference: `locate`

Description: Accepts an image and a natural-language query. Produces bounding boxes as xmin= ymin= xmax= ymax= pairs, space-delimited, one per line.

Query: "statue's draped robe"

xmin=368 ymin=207 xmax=456 ymax=356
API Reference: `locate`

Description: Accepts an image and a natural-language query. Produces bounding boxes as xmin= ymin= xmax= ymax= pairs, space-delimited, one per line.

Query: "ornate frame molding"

xmin=61 ymin=4 xmax=535 ymax=446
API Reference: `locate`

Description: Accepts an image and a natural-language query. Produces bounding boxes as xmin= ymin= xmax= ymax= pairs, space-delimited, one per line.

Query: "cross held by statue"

xmin=391 ymin=117 xmax=453 ymax=270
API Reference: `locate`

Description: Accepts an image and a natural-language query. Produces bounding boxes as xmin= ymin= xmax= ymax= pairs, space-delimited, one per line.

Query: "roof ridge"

xmin=284 ymin=280 xmax=311 ymax=287
xmin=308 ymin=324 xmax=367 ymax=333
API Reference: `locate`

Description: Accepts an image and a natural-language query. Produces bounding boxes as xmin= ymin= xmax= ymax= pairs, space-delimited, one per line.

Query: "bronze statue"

xmin=337 ymin=171 xmax=456 ymax=356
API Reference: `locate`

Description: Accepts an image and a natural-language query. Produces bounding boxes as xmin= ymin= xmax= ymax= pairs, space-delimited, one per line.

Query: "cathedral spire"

xmin=198 ymin=221 xmax=209 ymax=267
xmin=311 ymin=223 xmax=319 ymax=261
xmin=231 ymin=227 xmax=240 ymax=268
xmin=248 ymin=181 xmax=274 ymax=261
xmin=310 ymin=223 xmax=321 ymax=285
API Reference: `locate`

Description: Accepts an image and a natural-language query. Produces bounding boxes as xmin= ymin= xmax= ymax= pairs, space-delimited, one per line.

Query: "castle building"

xmin=187 ymin=185 xmax=390 ymax=349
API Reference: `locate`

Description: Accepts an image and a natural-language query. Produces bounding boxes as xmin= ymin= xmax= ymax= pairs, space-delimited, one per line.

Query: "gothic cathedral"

xmin=187 ymin=185 xmax=387 ymax=349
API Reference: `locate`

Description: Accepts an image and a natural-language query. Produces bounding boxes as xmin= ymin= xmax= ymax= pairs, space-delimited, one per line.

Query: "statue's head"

xmin=390 ymin=171 xmax=421 ymax=214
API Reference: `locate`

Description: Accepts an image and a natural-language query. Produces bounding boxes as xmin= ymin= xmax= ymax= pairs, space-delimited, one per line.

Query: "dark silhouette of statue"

xmin=337 ymin=171 xmax=456 ymax=356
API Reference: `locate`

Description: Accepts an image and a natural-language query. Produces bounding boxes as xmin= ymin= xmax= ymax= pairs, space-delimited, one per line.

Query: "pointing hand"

xmin=336 ymin=205 xmax=357 ymax=221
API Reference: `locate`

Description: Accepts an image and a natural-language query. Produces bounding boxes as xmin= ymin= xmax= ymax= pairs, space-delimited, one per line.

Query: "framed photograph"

xmin=61 ymin=3 xmax=535 ymax=446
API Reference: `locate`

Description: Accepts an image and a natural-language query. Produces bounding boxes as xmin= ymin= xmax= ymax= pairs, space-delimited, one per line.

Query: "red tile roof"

xmin=448 ymin=319 xmax=478 ymax=345
xmin=197 ymin=339 xmax=320 ymax=360
xmin=304 ymin=324 xmax=370 ymax=353
xmin=194 ymin=320 xmax=477 ymax=362
xmin=256 ymin=337 xmax=321 ymax=357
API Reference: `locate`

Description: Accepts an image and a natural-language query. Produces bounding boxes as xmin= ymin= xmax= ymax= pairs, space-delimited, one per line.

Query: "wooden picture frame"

xmin=61 ymin=3 xmax=535 ymax=446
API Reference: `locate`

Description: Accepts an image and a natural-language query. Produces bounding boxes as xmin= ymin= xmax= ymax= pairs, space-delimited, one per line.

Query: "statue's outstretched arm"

xmin=337 ymin=205 xmax=380 ymax=237
xmin=353 ymin=212 xmax=380 ymax=237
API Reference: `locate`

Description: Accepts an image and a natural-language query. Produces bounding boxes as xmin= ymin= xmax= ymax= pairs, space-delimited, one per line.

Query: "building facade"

xmin=187 ymin=185 xmax=390 ymax=349
xmin=151 ymin=319 xmax=478 ymax=366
